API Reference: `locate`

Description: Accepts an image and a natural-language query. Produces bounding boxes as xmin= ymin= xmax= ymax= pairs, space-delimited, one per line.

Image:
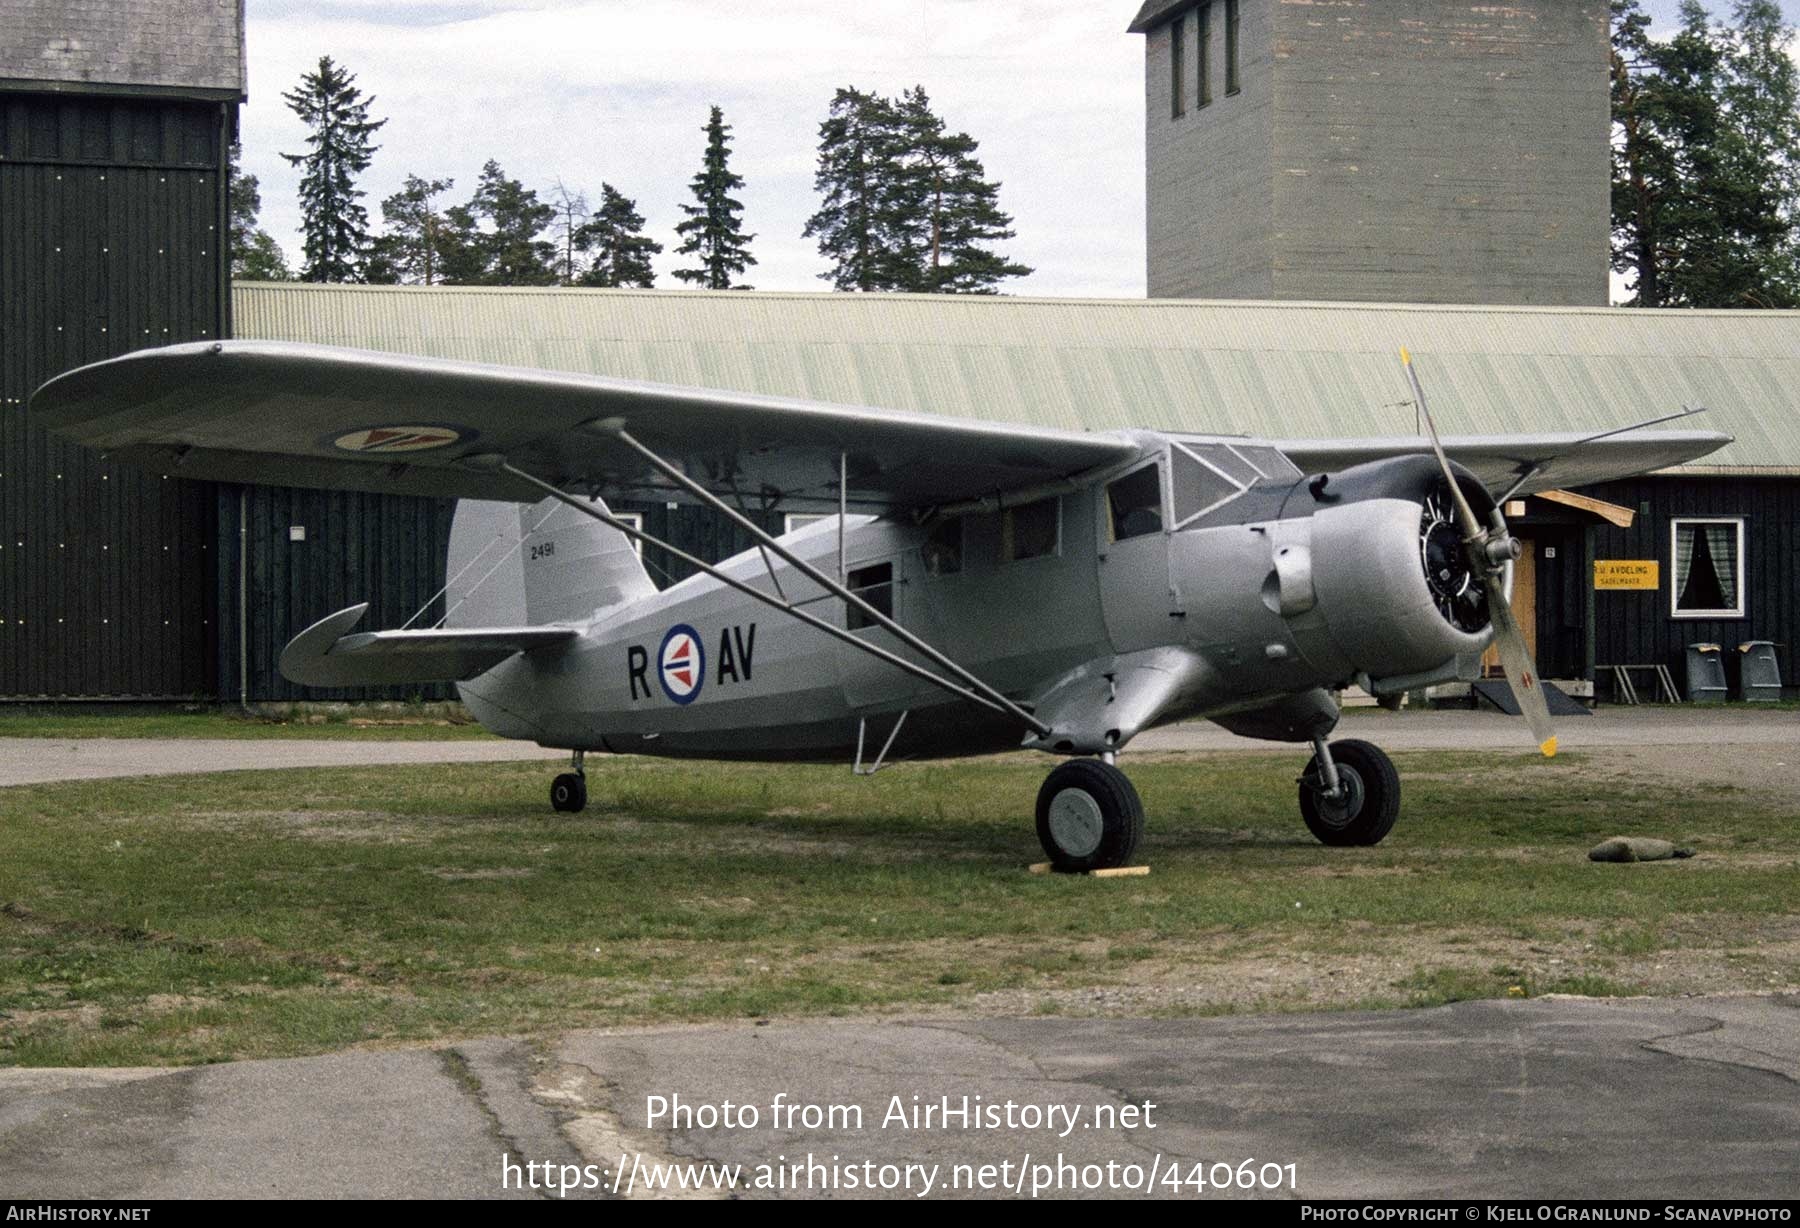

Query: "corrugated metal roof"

xmin=0 ymin=0 xmax=245 ymax=98
xmin=232 ymin=283 xmax=1800 ymax=473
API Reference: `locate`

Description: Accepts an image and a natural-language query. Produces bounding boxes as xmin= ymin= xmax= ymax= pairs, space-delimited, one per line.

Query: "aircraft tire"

xmin=1299 ymin=739 xmax=1399 ymax=846
xmin=1035 ymin=758 xmax=1144 ymax=872
xmin=551 ymin=772 xmax=588 ymax=814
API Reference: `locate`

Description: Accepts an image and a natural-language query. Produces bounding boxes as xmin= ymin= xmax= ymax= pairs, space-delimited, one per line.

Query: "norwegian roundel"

xmin=657 ymin=624 xmax=705 ymax=705
xmin=331 ymin=425 xmax=465 ymax=454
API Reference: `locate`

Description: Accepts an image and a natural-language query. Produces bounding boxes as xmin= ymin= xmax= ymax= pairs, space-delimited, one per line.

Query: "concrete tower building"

xmin=1131 ymin=0 xmax=1612 ymax=305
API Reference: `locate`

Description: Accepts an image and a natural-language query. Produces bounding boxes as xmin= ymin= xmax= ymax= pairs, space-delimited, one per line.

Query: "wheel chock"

xmin=1027 ymin=862 xmax=1150 ymax=877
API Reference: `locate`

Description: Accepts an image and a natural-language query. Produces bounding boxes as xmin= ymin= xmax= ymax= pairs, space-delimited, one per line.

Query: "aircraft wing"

xmin=279 ymin=603 xmax=578 ymax=687
xmin=1276 ymin=430 xmax=1732 ymax=498
xmin=30 ymin=340 xmax=1139 ymax=512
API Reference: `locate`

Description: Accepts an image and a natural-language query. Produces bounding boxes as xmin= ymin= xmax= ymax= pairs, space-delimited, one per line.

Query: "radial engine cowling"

xmin=1284 ymin=457 xmax=1506 ymax=692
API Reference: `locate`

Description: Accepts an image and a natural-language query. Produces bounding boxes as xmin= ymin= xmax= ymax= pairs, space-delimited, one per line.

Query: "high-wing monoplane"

xmin=33 ymin=341 xmax=1729 ymax=869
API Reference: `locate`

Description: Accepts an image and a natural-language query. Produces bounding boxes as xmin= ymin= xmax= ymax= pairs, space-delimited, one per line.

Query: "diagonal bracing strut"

xmin=470 ymin=454 xmax=1052 ymax=737
xmin=586 ymin=422 xmax=1051 ymax=736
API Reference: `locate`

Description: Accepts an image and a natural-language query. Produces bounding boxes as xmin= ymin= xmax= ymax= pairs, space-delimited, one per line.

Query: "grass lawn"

xmin=1 ymin=748 xmax=1795 ymax=1066
xmin=0 ymin=708 xmax=496 ymax=741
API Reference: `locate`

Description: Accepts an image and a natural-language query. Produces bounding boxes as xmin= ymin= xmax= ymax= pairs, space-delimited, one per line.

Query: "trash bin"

xmin=1734 ymin=641 xmax=1784 ymax=703
xmin=1684 ymin=643 xmax=1728 ymax=703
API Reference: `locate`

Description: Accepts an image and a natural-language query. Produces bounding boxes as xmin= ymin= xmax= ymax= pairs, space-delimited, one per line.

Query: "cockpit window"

xmin=1197 ymin=443 xmax=1262 ymax=486
xmin=1231 ymin=445 xmax=1302 ymax=479
xmin=1106 ymin=464 xmax=1163 ymax=542
xmin=1171 ymin=445 xmax=1243 ymax=524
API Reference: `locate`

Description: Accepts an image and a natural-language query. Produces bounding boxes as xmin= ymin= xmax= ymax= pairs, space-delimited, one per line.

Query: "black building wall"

xmin=224 ymin=490 xmax=785 ymax=704
xmin=1583 ymin=474 xmax=1799 ymax=694
xmin=0 ymin=91 xmax=229 ymax=698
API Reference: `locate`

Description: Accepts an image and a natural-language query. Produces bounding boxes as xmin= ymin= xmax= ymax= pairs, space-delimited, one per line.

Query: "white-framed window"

xmin=1670 ymin=517 xmax=1745 ymax=618
xmin=784 ymin=512 xmax=833 ymax=535
xmin=613 ymin=511 xmax=643 ymax=558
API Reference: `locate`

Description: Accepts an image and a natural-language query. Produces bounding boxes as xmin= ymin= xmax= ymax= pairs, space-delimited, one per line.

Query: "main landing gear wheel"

xmin=1298 ymin=738 xmax=1399 ymax=847
xmin=1036 ymin=758 xmax=1144 ymax=872
xmin=550 ymin=772 xmax=587 ymax=813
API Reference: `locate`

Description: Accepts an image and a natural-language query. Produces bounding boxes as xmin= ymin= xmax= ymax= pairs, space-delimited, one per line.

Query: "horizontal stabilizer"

xmin=279 ymin=603 xmax=578 ymax=688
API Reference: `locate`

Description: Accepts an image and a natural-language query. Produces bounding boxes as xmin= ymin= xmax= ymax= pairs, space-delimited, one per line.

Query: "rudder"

xmin=447 ymin=495 xmax=655 ymax=628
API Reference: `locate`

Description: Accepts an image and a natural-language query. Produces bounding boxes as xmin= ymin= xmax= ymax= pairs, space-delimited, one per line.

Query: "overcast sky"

xmin=239 ymin=1 xmax=1799 ymax=300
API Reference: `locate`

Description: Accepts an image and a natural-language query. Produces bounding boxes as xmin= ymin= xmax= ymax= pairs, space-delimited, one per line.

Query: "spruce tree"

xmin=280 ymin=56 xmax=386 ymax=283
xmin=228 ymin=140 xmax=291 ymax=281
xmin=576 ymin=183 xmax=663 ymax=288
xmin=673 ymin=106 xmax=756 ymax=289
xmin=371 ymin=174 xmax=454 ymax=285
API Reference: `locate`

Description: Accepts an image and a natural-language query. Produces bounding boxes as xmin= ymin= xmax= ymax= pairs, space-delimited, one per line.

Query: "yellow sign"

xmin=1595 ymin=560 xmax=1659 ymax=590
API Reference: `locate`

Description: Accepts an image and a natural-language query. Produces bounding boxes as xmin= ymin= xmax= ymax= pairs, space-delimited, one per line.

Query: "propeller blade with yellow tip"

xmin=1401 ymin=348 xmax=1557 ymax=758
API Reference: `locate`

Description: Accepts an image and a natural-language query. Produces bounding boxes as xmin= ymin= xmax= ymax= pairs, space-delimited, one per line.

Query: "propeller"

xmin=1400 ymin=348 xmax=1557 ymax=758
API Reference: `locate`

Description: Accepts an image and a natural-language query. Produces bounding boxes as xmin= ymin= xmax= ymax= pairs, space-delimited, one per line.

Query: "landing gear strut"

xmin=1298 ymin=738 xmax=1399 ymax=846
xmin=551 ymin=749 xmax=588 ymax=814
xmin=1035 ymin=758 xmax=1144 ymax=872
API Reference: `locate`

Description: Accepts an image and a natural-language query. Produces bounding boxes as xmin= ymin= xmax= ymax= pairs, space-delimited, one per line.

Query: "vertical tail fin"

xmin=446 ymin=495 xmax=655 ymax=628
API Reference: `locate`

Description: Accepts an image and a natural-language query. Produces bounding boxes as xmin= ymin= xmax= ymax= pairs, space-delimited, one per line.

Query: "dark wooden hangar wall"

xmin=223 ymin=490 xmax=786 ymax=704
xmin=1581 ymin=475 xmax=1799 ymax=692
xmin=0 ymin=91 xmax=227 ymax=698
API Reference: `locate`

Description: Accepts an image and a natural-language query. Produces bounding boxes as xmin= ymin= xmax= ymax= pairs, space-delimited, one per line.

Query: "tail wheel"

xmin=550 ymin=772 xmax=587 ymax=814
xmin=1035 ymin=758 xmax=1145 ymax=872
xmin=1299 ymin=738 xmax=1399 ymax=846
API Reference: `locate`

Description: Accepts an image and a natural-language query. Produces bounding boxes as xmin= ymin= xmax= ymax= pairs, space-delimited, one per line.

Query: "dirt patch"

xmin=925 ymin=917 xmax=1800 ymax=1019
xmin=426 ymin=867 xmax=536 ymax=881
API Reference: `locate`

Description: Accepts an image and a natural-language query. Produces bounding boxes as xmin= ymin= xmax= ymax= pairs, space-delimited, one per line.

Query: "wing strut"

xmin=477 ymin=455 xmax=1054 ymax=738
xmin=580 ymin=422 xmax=1054 ymax=736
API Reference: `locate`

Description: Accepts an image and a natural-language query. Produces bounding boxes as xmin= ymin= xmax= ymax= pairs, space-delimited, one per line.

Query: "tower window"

xmin=1226 ymin=0 xmax=1241 ymax=96
xmin=1198 ymin=2 xmax=1213 ymax=108
xmin=1171 ymin=11 xmax=1186 ymax=118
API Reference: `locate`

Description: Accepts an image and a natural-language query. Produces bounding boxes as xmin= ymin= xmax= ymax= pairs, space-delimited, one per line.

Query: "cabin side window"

xmin=923 ymin=516 xmax=963 ymax=576
xmin=1002 ymin=498 xmax=1059 ymax=561
xmin=1106 ymin=463 xmax=1164 ymax=542
xmin=846 ymin=562 xmax=894 ymax=630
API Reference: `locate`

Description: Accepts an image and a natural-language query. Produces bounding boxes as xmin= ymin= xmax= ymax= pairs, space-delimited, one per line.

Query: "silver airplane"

xmin=33 ymin=342 xmax=1729 ymax=870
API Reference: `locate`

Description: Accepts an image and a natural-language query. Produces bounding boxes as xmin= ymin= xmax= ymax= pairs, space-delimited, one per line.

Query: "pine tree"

xmin=472 ymin=161 xmax=558 ymax=285
xmin=576 ymin=183 xmax=663 ymax=288
xmin=805 ymin=86 xmax=1030 ymax=294
xmin=439 ymin=161 xmax=557 ymax=286
xmin=804 ymin=87 xmax=909 ymax=291
xmin=894 ymin=87 xmax=1031 ymax=294
xmin=1611 ymin=0 xmax=1667 ymax=305
xmin=227 ymin=140 xmax=291 ymax=281
xmin=673 ymin=106 xmax=756 ymax=289
xmin=1611 ymin=0 xmax=1800 ymax=307
xmin=1721 ymin=0 xmax=1800 ymax=302
xmin=370 ymin=174 xmax=454 ymax=285
xmin=280 ymin=56 xmax=386 ymax=283
xmin=435 ymin=202 xmax=489 ymax=286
